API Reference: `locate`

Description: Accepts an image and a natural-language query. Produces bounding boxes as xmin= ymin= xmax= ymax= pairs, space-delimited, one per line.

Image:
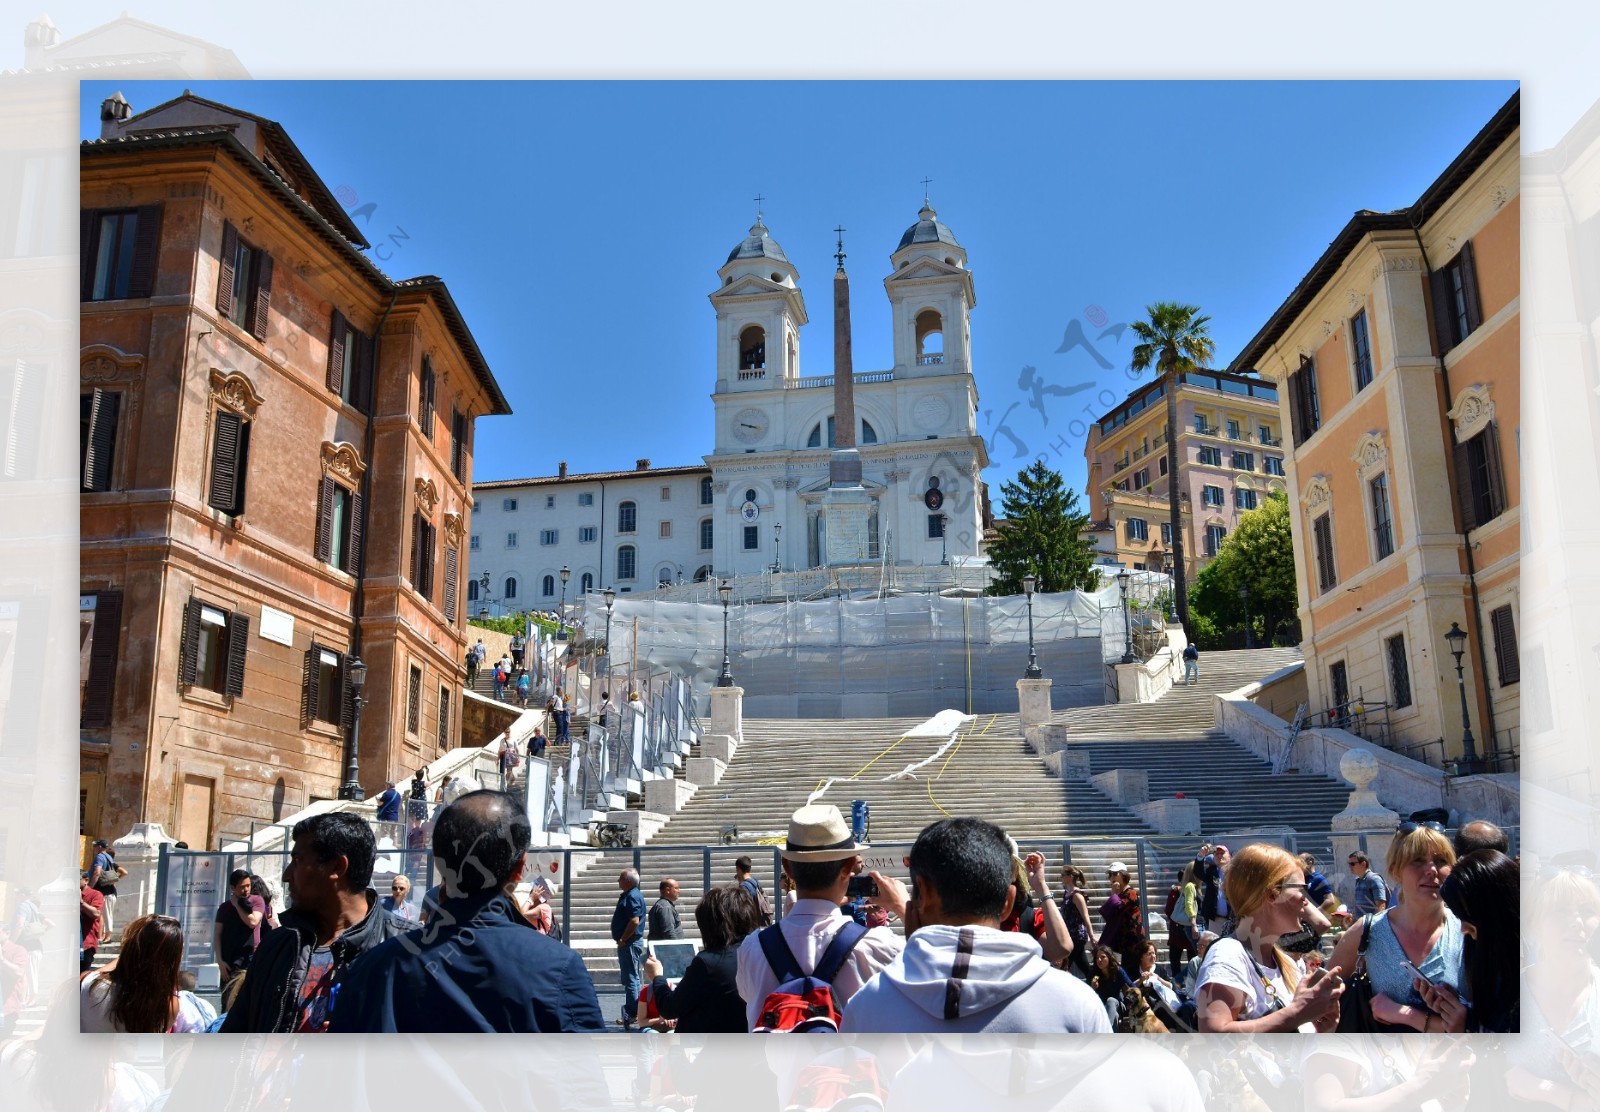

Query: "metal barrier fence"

xmin=155 ymin=823 xmax=1519 ymax=969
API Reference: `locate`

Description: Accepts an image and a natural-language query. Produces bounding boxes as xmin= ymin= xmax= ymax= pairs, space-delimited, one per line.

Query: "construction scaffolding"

xmin=583 ymin=575 xmax=1174 ymax=718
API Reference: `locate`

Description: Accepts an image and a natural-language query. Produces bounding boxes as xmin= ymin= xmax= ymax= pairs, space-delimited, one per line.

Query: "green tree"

xmin=1129 ymin=302 xmax=1215 ymax=628
xmin=1189 ymin=491 xmax=1299 ymax=647
xmin=985 ymin=458 xmax=1097 ymax=595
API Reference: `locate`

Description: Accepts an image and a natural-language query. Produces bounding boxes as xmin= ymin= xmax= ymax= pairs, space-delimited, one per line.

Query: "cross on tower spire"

xmin=834 ymin=224 xmax=847 ymax=271
xmin=753 ymin=193 xmax=765 ymax=223
xmin=921 ymin=177 xmax=933 ymax=205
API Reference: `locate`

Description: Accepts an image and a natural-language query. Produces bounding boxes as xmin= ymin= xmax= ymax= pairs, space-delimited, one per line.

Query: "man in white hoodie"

xmin=841 ymin=817 xmax=1110 ymax=1033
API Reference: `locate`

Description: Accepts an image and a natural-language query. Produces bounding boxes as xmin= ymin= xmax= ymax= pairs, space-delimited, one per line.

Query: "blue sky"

xmin=81 ymin=79 xmax=1518 ymax=502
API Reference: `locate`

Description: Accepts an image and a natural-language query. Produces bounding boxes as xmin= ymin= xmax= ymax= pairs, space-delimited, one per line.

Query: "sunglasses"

xmin=1398 ymin=821 xmax=1446 ymax=835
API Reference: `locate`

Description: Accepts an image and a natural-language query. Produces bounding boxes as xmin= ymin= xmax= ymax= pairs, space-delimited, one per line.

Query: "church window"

xmin=738 ymin=325 xmax=766 ymax=371
xmin=862 ymin=420 xmax=878 ymax=445
xmin=618 ymin=501 xmax=637 ymax=533
xmin=617 ymin=545 xmax=637 ymax=580
xmin=693 ymin=565 xmax=713 ymax=583
xmin=700 ymin=477 xmax=714 ymax=505
xmin=915 ymin=309 xmax=945 ymax=365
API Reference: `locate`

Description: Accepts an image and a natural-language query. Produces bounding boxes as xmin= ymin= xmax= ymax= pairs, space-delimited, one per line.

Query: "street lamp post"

xmin=1163 ymin=551 xmax=1176 ymax=622
xmin=477 ymin=570 xmax=491 ymax=619
xmin=772 ymin=523 xmax=782 ymax=574
xmin=1117 ymin=568 xmax=1136 ymax=665
xmin=939 ymin=514 xmax=949 ymax=566
xmin=1443 ymin=621 xmax=1482 ymax=773
xmin=603 ymin=586 xmax=616 ymax=687
xmin=338 ymin=655 xmax=368 ymax=801
xmin=1023 ymin=573 xmax=1042 ymax=679
xmin=1238 ymin=582 xmax=1253 ymax=649
xmin=716 ymin=581 xmax=734 ymax=687
xmin=557 ymin=565 xmax=570 ymax=641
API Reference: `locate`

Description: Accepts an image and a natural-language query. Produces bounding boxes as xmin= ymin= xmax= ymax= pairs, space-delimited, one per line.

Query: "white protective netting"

xmin=583 ymin=572 xmax=1172 ymax=718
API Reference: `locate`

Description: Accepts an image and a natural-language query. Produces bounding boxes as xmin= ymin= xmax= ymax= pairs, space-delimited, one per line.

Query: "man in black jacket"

xmin=329 ymin=789 xmax=605 ymax=1033
xmin=221 ymin=812 xmax=405 ymax=1032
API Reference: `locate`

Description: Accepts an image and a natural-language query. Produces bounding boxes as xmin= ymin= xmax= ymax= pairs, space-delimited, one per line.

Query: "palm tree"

xmin=1129 ymin=302 xmax=1215 ymax=629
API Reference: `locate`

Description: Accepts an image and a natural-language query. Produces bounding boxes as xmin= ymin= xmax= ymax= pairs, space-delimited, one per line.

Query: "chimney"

xmin=557 ymin=460 xmax=567 ymax=479
xmin=636 ymin=458 xmax=650 ymax=471
xmin=24 ymin=14 xmax=59 ymax=69
xmin=99 ymin=91 xmax=132 ymax=139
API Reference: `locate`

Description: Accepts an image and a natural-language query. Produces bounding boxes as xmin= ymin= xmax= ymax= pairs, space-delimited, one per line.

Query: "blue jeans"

xmin=1184 ymin=660 xmax=1198 ymax=683
xmin=617 ymin=939 xmax=646 ymax=1022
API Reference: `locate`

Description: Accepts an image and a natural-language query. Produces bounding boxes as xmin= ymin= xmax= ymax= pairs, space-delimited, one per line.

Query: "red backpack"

xmin=752 ymin=921 xmax=868 ymax=1033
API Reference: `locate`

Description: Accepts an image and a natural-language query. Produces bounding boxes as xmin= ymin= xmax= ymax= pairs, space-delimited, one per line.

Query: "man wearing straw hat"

xmin=734 ymin=803 xmax=907 ymax=1030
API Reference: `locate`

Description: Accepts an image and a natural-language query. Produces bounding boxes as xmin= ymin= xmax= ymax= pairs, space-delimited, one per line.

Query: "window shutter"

xmin=224 ymin=612 xmax=250 ymax=697
xmin=179 ymin=597 xmax=202 ymax=687
xmin=416 ymin=511 xmax=428 ymax=591
xmin=315 ymin=476 xmax=334 ymax=562
xmin=450 ymin=410 xmax=463 ymax=479
xmin=81 ymin=591 xmax=123 ymax=728
xmin=326 ymin=311 xmax=346 ymax=394
xmin=420 ymin=356 xmax=436 ymax=429
xmin=407 ymin=668 xmax=421 ymax=735
xmin=209 ymin=410 xmax=243 ymax=513
xmin=1453 ymin=439 xmax=1478 ymax=532
xmin=249 ymin=252 xmax=273 ymax=340
xmin=1429 ymin=266 xmax=1455 ymax=354
xmin=302 ymin=644 xmax=319 ymax=727
xmin=443 ymin=544 xmax=459 ymax=624
xmin=128 ymin=204 xmax=163 ymax=298
xmin=1459 ymin=241 xmax=1483 ymax=334
xmin=80 ymin=210 xmax=99 ymax=300
xmin=217 ymin=221 xmax=238 ymax=320
xmin=437 ymin=693 xmax=450 ymax=752
xmin=1491 ymin=605 xmax=1520 ymax=686
xmin=83 ymin=389 xmax=119 ymax=493
xmin=1483 ymin=422 xmax=1507 ymax=520
xmin=348 ymin=488 xmax=365 ymax=573
xmin=421 ymin=521 xmax=437 ymax=600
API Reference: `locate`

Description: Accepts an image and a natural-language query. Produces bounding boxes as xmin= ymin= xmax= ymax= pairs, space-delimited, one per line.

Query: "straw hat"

xmin=782 ymin=804 xmax=864 ymax=862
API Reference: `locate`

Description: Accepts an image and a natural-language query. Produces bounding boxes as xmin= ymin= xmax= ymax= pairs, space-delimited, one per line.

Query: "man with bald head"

xmin=612 ymin=867 xmax=648 ymax=1029
xmin=329 ymin=789 xmax=603 ymax=1032
xmin=1453 ymin=818 xmax=1510 ymax=858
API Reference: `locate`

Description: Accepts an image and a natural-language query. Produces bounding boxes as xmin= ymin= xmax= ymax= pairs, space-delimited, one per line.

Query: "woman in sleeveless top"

xmin=1329 ymin=822 xmax=1463 ymax=1032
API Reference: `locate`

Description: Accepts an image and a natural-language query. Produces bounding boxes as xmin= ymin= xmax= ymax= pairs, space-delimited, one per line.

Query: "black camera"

xmin=846 ymin=875 xmax=878 ymax=899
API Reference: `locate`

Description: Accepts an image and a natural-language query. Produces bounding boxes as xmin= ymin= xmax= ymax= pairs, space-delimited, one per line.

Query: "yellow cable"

xmin=926 ymin=714 xmax=998 ymax=816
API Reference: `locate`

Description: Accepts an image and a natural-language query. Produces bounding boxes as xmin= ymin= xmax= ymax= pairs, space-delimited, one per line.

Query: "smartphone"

xmin=846 ymin=875 xmax=879 ymax=899
xmin=1397 ymin=959 xmax=1436 ymax=988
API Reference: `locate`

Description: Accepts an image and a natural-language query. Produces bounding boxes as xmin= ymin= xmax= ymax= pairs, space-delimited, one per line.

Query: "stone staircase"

xmin=559 ymin=647 xmax=1361 ymax=990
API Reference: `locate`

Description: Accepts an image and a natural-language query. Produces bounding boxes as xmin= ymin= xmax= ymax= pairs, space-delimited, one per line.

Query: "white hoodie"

xmin=840 ymin=923 xmax=1110 ymax=1034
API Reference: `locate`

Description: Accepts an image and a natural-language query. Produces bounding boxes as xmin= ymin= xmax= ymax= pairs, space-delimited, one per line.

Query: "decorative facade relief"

xmin=208 ymin=369 xmax=264 ymax=417
xmin=319 ymin=441 xmax=366 ymax=483
xmin=82 ymin=343 xmax=145 ymax=382
xmin=414 ymin=476 xmax=439 ymax=516
xmin=1383 ymin=255 xmax=1421 ymax=272
xmin=1447 ymin=383 xmax=1495 ymax=441
xmin=442 ymin=511 xmax=464 ymax=545
xmin=1491 ymin=184 xmax=1509 ymax=210
xmin=1303 ymin=474 xmax=1333 ymax=513
xmin=1352 ymin=431 xmax=1388 ymax=481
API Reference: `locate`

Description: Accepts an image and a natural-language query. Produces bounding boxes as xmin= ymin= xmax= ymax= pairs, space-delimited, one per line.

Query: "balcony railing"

xmin=1194 ymin=422 xmax=1218 ymax=436
xmin=1227 ymin=429 xmax=1251 ymax=442
xmin=916 ymin=353 xmax=945 ymax=365
xmin=737 ymin=368 xmax=767 ymax=381
xmin=1261 ymin=435 xmax=1283 ymax=447
xmin=1114 ymin=456 xmax=1131 ymax=470
xmin=1132 ymin=445 xmax=1148 ymax=462
xmin=787 ymin=370 xmax=895 ymax=390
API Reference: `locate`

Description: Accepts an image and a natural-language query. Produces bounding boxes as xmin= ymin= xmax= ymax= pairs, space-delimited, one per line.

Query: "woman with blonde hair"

xmin=1328 ymin=821 xmax=1463 ymax=1032
xmin=1196 ymin=842 xmax=1343 ymax=1032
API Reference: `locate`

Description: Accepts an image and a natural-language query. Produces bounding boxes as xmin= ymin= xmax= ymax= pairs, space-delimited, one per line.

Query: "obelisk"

xmin=823 ymin=227 xmax=873 ymax=564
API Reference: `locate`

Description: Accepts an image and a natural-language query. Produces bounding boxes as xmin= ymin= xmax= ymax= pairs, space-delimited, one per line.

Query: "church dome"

xmin=726 ymin=219 xmax=790 ymax=265
xmin=896 ymin=202 xmax=962 ymax=251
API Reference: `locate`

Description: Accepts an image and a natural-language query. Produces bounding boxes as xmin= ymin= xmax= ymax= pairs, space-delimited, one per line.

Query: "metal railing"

xmin=915 ymin=353 xmax=945 ymax=365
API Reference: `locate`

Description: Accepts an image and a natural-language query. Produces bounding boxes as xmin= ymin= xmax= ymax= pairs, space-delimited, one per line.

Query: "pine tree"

xmin=986 ymin=458 xmax=1097 ymax=595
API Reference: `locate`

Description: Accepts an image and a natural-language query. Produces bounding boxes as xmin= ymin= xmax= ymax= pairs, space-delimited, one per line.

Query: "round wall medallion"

xmin=913 ymin=394 xmax=950 ymax=432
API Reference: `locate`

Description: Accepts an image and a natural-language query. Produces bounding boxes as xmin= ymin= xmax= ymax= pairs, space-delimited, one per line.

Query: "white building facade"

xmin=472 ymin=202 xmax=990 ymax=599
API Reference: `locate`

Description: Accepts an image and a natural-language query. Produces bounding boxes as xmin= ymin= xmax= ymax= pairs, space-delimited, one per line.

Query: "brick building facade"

xmin=79 ymin=92 xmax=509 ymax=847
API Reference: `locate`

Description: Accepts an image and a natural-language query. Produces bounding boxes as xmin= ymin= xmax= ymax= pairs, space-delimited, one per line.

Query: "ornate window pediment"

xmin=1352 ymin=431 xmax=1388 ymax=482
xmin=443 ymin=510 xmax=464 ymax=545
xmin=415 ymin=476 xmax=439 ymax=516
xmin=1447 ymin=384 xmax=1495 ymax=442
xmin=1303 ymin=474 xmax=1332 ymax=514
xmin=82 ymin=343 xmax=145 ymax=383
xmin=320 ymin=441 xmax=367 ymax=484
xmin=208 ymin=369 xmax=264 ymax=418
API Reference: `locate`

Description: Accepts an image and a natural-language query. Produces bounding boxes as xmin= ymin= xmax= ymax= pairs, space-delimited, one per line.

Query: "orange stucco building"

xmin=1231 ymin=92 xmax=1520 ymax=772
xmin=79 ymin=92 xmax=511 ymax=847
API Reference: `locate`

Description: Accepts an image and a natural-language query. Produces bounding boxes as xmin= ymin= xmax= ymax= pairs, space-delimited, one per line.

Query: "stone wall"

xmin=1251 ymin=660 xmax=1310 ymax=721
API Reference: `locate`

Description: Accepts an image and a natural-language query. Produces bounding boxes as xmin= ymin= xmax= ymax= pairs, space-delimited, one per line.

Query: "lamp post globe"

xmin=557 ymin=564 xmax=570 ymax=640
xmin=716 ymin=580 xmax=734 ymax=687
xmin=1116 ymin=568 xmax=1136 ymax=665
xmin=338 ymin=654 xmax=368 ymax=801
xmin=1443 ymin=621 xmax=1481 ymax=772
xmin=1022 ymin=573 xmax=1042 ymax=679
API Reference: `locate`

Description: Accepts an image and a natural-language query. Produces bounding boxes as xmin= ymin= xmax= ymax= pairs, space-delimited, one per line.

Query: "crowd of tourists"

xmin=55 ymin=792 xmax=1584 ymax=1087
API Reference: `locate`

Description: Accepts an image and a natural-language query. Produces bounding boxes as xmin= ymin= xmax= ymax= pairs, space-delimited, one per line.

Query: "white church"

xmin=469 ymin=201 xmax=991 ymax=608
